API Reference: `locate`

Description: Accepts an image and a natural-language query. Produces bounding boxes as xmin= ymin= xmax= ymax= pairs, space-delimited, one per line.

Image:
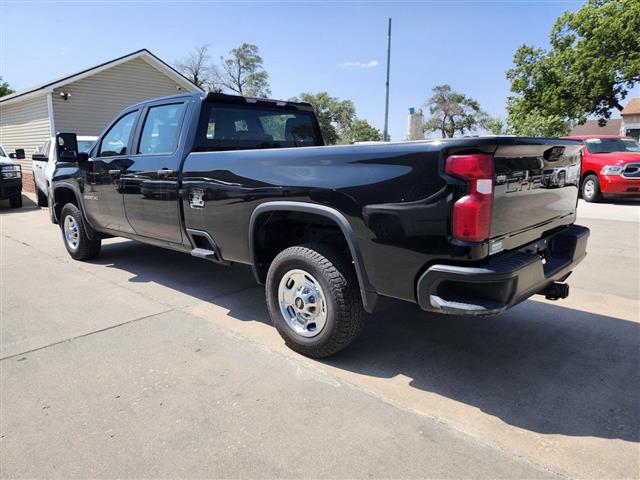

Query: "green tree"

xmin=344 ymin=119 xmax=383 ymax=143
xmin=293 ymin=92 xmax=356 ymax=145
xmin=481 ymin=116 xmax=507 ymax=135
xmin=507 ymin=0 xmax=640 ymax=127
xmin=219 ymin=43 xmax=270 ymax=97
xmin=508 ymin=110 xmax=572 ymax=137
xmin=423 ymin=84 xmax=486 ymax=138
xmin=0 ymin=76 xmax=14 ymax=97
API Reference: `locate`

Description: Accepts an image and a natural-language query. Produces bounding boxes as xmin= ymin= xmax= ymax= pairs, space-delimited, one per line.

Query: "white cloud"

xmin=339 ymin=60 xmax=380 ymax=69
xmin=59 ymin=46 xmax=71 ymax=52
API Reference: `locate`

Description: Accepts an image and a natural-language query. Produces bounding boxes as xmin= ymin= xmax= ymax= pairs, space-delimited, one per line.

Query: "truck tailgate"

xmin=491 ymin=141 xmax=582 ymax=241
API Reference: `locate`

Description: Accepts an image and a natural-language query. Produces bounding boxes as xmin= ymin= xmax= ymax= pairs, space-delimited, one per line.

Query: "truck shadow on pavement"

xmin=93 ymin=240 xmax=639 ymax=443
xmin=0 ymin=194 xmax=38 ymax=212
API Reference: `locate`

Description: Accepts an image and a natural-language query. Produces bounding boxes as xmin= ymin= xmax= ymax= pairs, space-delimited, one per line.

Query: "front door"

xmin=82 ymin=110 xmax=138 ymax=234
xmin=121 ymin=102 xmax=186 ymax=244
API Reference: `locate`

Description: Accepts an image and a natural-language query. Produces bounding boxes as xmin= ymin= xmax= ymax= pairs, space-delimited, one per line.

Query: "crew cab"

xmin=32 ymin=135 xmax=97 ymax=207
xmin=50 ymin=92 xmax=590 ymax=357
xmin=0 ymin=144 xmax=24 ymax=208
xmin=561 ymin=135 xmax=640 ymax=202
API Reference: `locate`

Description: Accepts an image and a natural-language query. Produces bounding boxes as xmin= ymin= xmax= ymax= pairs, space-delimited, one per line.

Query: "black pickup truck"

xmin=50 ymin=92 xmax=589 ymax=357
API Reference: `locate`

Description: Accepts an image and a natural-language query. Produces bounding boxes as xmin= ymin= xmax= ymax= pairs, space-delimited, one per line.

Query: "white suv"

xmin=32 ymin=136 xmax=97 ymax=207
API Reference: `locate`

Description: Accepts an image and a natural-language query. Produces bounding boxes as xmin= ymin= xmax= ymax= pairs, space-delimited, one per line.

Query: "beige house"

xmin=0 ymin=49 xmax=201 ymax=183
xmin=620 ymin=98 xmax=640 ymax=140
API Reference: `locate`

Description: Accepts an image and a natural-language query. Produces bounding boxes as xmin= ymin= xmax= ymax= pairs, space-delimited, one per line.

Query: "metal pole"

xmin=383 ymin=18 xmax=392 ymax=142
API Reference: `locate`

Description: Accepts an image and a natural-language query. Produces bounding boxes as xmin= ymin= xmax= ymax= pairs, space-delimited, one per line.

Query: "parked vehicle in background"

xmin=50 ymin=92 xmax=590 ymax=358
xmin=0 ymin=144 xmax=24 ymax=208
xmin=32 ymin=136 xmax=97 ymax=207
xmin=561 ymin=135 xmax=640 ymax=202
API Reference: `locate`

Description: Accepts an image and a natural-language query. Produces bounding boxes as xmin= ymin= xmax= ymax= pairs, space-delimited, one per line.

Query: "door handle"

xmin=108 ymin=169 xmax=121 ymax=176
xmin=157 ymin=169 xmax=174 ymax=177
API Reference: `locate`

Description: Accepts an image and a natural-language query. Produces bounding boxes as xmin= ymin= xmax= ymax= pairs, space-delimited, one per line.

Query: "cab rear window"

xmin=193 ymin=104 xmax=322 ymax=152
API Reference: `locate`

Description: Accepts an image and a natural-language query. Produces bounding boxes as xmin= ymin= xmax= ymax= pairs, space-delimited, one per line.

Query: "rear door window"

xmin=138 ymin=103 xmax=185 ymax=155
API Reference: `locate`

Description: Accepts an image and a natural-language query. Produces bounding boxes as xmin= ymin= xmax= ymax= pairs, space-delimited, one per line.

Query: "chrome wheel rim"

xmin=584 ymin=179 xmax=595 ymax=199
xmin=278 ymin=269 xmax=327 ymax=338
xmin=64 ymin=215 xmax=79 ymax=251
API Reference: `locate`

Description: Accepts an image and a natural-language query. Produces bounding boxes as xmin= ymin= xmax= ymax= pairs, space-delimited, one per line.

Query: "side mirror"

xmin=32 ymin=152 xmax=49 ymax=161
xmin=14 ymin=149 xmax=25 ymax=160
xmin=56 ymin=133 xmax=79 ymax=162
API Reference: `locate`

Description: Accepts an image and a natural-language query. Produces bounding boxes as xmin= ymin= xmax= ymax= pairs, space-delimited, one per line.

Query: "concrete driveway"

xmin=1 ymin=194 xmax=638 ymax=479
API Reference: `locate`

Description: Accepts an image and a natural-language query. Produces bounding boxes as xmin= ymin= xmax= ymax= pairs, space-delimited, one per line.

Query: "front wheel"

xmin=266 ymin=244 xmax=366 ymax=358
xmin=60 ymin=203 xmax=101 ymax=260
xmin=581 ymin=174 xmax=602 ymax=203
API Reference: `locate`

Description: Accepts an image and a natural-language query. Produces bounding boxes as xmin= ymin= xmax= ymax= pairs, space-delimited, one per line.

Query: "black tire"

xmin=581 ymin=174 xmax=602 ymax=202
xmin=59 ymin=203 xmax=101 ymax=260
xmin=35 ymin=187 xmax=48 ymax=207
xmin=9 ymin=194 xmax=22 ymax=208
xmin=266 ymin=243 xmax=366 ymax=358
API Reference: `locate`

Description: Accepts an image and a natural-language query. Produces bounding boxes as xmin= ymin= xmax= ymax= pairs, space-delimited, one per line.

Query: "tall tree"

xmin=219 ymin=43 xmax=270 ymax=97
xmin=423 ymin=84 xmax=486 ymax=138
xmin=0 ymin=76 xmax=14 ymax=97
xmin=293 ymin=92 xmax=356 ymax=145
xmin=344 ymin=119 xmax=383 ymax=143
xmin=174 ymin=44 xmax=220 ymax=92
xmin=507 ymin=0 xmax=640 ymax=128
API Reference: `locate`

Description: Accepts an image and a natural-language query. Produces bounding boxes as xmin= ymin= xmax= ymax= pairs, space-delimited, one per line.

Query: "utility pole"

xmin=383 ymin=17 xmax=392 ymax=142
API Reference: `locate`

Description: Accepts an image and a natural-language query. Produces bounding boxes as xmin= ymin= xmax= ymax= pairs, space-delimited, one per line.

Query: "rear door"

xmin=121 ymin=101 xmax=187 ymax=244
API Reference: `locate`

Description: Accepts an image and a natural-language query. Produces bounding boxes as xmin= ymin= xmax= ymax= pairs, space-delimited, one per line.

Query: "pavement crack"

xmin=0 ymin=309 xmax=173 ymax=361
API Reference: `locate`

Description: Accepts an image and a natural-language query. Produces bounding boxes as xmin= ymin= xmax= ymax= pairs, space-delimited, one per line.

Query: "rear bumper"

xmin=416 ymin=224 xmax=589 ymax=316
xmin=600 ymin=175 xmax=640 ymax=195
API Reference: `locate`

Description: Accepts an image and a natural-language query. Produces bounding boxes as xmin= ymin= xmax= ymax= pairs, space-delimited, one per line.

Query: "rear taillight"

xmin=445 ymin=153 xmax=494 ymax=242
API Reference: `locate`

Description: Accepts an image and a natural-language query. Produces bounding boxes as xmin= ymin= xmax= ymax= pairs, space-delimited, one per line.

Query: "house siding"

xmin=0 ymin=94 xmax=50 ymax=172
xmin=52 ymin=57 xmax=184 ymax=136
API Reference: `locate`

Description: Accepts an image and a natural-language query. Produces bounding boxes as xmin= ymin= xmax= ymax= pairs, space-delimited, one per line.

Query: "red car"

xmin=561 ymin=135 xmax=640 ymax=202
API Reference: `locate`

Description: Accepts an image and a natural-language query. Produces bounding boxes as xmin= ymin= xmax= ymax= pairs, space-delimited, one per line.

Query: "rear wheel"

xmin=35 ymin=187 xmax=48 ymax=207
xmin=582 ymin=174 xmax=602 ymax=202
xmin=266 ymin=244 xmax=366 ymax=358
xmin=9 ymin=194 xmax=22 ymax=208
xmin=60 ymin=203 xmax=101 ymax=260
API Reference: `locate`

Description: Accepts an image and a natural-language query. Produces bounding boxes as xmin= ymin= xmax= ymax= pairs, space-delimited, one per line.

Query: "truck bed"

xmin=181 ymin=137 xmax=583 ymax=303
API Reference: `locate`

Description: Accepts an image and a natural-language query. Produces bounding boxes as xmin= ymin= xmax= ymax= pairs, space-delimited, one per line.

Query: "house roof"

xmin=0 ymin=49 xmax=202 ymax=106
xmin=621 ymin=98 xmax=640 ymax=115
xmin=569 ymin=119 xmax=622 ymax=137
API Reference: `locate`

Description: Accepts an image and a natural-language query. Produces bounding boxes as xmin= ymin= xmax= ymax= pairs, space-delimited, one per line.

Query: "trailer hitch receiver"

xmin=541 ymin=282 xmax=570 ymax=301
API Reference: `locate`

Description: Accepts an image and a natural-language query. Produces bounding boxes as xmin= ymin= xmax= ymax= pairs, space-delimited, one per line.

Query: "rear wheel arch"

xmin=248 ymin=201 xmax=377 ymax=312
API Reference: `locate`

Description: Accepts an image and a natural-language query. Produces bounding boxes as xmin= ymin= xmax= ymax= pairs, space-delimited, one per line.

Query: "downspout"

xmin=46 ymin=91 xmax=57 ymax=205
xmin=46 ymin=90 xmax=56 ymax=140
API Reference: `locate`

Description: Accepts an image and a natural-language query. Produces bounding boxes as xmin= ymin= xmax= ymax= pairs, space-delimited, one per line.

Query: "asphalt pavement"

xmin=1 ymin=194 xmax=638 ymax=479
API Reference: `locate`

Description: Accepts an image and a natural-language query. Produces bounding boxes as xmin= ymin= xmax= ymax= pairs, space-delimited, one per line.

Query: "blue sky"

xmin=2 ymin=0 xmax=636 ymax=140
